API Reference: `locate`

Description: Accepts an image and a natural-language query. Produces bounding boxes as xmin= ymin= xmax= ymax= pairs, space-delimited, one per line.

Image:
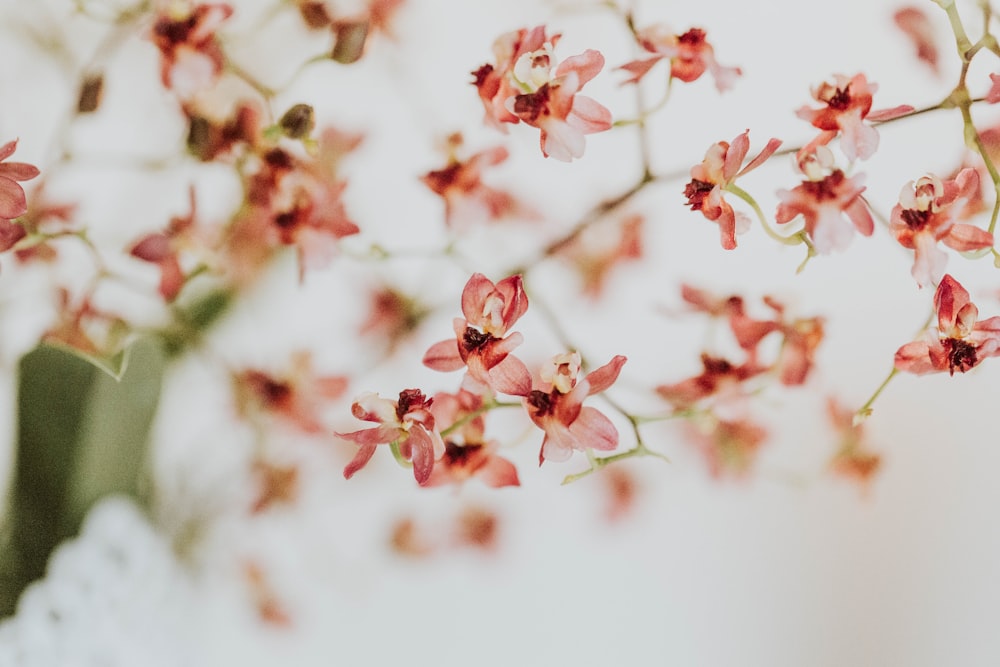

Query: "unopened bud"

xmin=279 ymin=104 xmax=315 ymax=139
xmin=77 ymin=73 xmax=104 ymax=113
xmin=331 ymin=21 xmax=369 ymax=64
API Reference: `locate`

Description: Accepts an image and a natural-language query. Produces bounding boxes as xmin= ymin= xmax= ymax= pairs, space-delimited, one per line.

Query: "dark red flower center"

xmin=684 ymin=179 xmax=714 ymax=210
xmin=462 ymin=326 xmax=495 ymax=352
xmin=824 ymin=87 xmax=852 ymax=110
xmin=677 ymin=28 xmax=707 ymax=46
xmin=443 ymin=441 xmax=484 ymax=468
xmin=396 ymin=388 xmax=431 ymax=420
xmin=512 ymin=85 xmax=551 ymax=122
xmin=801 ymin=170 xmax=846 ymax=201
xmin=943 ymin=337 xmax=977 ymax=375
xmin=527 ymin=389 xmax=553 ymax=416
xmin=900 ymin=208 xmax=930 ymax=231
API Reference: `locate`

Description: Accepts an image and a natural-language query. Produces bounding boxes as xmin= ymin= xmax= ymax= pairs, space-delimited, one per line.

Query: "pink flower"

xmin=150 ymin=3 xmax=233 ymax=99
xmin=234 ymin=351 xmax=349 ymax=434
xmin=423 ymin=273 xmax=532 ymax=396
xmin=338 ymin=389 xmax=445 ymax=485
xmin=894 ymin=7 xmax=940 ymax=74
xmin=421 ymin=135 xmax=527 ymax=229
xmin=560 ymin=213 xmax=644 ymax=298
xmin=424 ymin=390 xmax=520 ymax=488
xmin=656 ymin=353 xmax=764 ymax=420
xmin=619 ymin=26 xmax=741 ymax=92
xmin=525 ymin=352 xmax=626 ymax=464
xmin=775 ymin=148 xmax=874 ymax=253
xmin=683 ymin=130 xmax=782 ymax=249
xmin=795 ymin=73 xmax=912 ymax=161
xmin=826 ymin=398 xmax=881 ymax=487
xmin=889 ymin=168 xmax=993 ymax=287
xmin=895 ymin=274 xmax=1000 ymax=375
xmin=472 ymin=26 xmax=611 ymax=161
xmin=129 ymin=186 xmax=204 ymax=301
xmin=0 ymin=139 xmax=40 ymax=220
xmin=989 ymin=73 xmax=1000 ymax=104
xmin=684 ymin=417 xmax=768 ymax=478
xmin=761 ymin=296 xmax=825 ymax=386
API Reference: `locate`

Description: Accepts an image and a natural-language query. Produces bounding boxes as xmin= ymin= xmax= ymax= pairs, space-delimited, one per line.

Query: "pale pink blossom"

xmin=889 ymin=168 xmax=993 ymax=287
xmin=683 ymin=130 xmax=782 ymax=249
xmin=775 ymin=148 xmax=874 ymax=253
xmin=894 ymin=274 xmax=1000 ymax=375
xmin=525 ymin=353 xmax=626 ymax=464
xmin=338 ymin=389 xmax=445 ymax=485
xmin=894 ymin=7 xmax=940 ymax=74
xmin=796 ymin=73 xmax=912 ymax=161
xmin=150 ymin=2 xmax=233 ymax=99
xmin=423 ymin=273 xmax=532 ymax=396
xmin=619 ymin=26 xmax=741 ymax=92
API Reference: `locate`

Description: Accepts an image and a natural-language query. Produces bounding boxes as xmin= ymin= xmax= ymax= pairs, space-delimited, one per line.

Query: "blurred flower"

xmin=425 ymin=390 xmax=519 ymax=488
xmin=685 ymin=416 xmax=768 ymax=478
xmin=421 ymin=134 xmax=528 ymax=229
xmin=619 ymin=26 xmax=741 ymax=91
xmin=150 ymin=2 xmax=233 ymax=99
xmin=250 ymin=460 xmax=300 ymax=513
xmin=233 ymin=351 xmax=348 ymax=434
xmin=826 ymin=398 xmax=881 ymax=487
xmin=561 ymin=213 xmax=644 ymax=298
xmin=894 ymin=7 xmax=940 ymax=74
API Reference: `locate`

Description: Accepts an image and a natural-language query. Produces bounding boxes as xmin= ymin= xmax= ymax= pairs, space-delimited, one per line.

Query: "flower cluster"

xmin=472 ymin=25 xmax=612 ymax=161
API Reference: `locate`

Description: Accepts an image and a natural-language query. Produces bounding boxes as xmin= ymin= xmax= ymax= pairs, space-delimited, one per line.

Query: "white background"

xmin=3 ymin=0 xmax=1000 ymax=665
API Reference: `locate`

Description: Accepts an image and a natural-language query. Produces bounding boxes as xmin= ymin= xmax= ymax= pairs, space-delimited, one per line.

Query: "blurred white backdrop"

xmin=2 ymin=0 xmax=1000 ymax=665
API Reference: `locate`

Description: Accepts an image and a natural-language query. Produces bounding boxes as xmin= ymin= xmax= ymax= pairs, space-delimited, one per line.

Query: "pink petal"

xmin=867 ymin=105 xmax=915 ymax=121
xmin=911 ymin=232 xmax=947 ymax=288
xmin=584 ymin=355 xmax=626 ymax=395
xmin=540 ymin=119 xmax=585 ymax=162
xmin=0 ymin=162 xmax=40 ymax=181
xmin=0 ymin=179 xmax=27 ymax=219
xmin=943 ymin=223 xmax=993 ymax=251
xmin=893 ymin=340 xmax=939 ymax=375
xmin=408 ymin=427 xmax=436 ymax=485
xmin=935 ymin=274 xmax=970 ymax=332
xmin=336 ymin=425 xmax=401 ymax=446
xmin=461 ymin=272 xmax=494 ymax=323
xmin=617 ymin=57 xmax=663 ymax=85
xmin=567 ymin=406 xmax=618 ymax=451
xmin=723 ymin=131 xmax=750 ymax=182
xmin=738 ymin=137 xmax=783 ymax=176
xmin=539 ymin=425 xmax=578 ymax=464
xmin=477 ymin=455 xmax=520 ymax=488
xmin=0 ymin=140 xmax=17 ymax=162
xmin=555 ymin=49 xmax=605 ymax=87
xmin=423 ymin=338 xmax=465 ymax=371
xmin=488 ymin=353 xmax=531 ymax=396
xmin=838 ymin=112 xmax=879 ymax=160
xmin=343 ymin=442 xmax=378 ymax=479
xmin=568 ymin=96 xmax=612 ymax=134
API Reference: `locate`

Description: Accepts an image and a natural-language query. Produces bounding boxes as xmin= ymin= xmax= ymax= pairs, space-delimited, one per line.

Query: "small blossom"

xmin=761 ymin=296 xmax=825 ymax=386
xmin=525 ymin=353 xmax=626 ymax=464
xmin=150 ymin=2 xmax=233 ymax=99
xmin=889 ymin=168 xmax=993 ymax=287
xmin=656 ymin=353 xmax=764 ymax=420
xmin=423 ymin=273 xmax=532 ymax=396
xmin=424 ymin=390 xmax=519 ymax=488
xmin=684 ymin=130 xmax=782 ymax=249
xmin=233 ymin=351 xmax=348 ymax=434
xmin=561 ymin=213 xmax=644 ymax=298
xmin=421 ymin=134 xmax=528 ymax=228
xmin=895 ymin=274 xmax=1000 ymax=375
xmin=472 ymin=26 xmax=611 ymax=161
xmin=894 ymin=7 xmax=940 ymax=74
xmin=453 ymin=506 xmax=500 ymax=551
xmin=359 ymin=284 xmax=428 ymax=352
xmin=338 ymin=389 xmax=445 ymax=485
xmin=685 ymin=417 xmax=768 ymax=478
xmin=129 ymin=186 xmax=205 ymax=301
xmin=0 ymin=139 xmax=41 ymax=220
xmin=250 ymin=460 xmax=299 ymax=513
xmin=619 ymin=26 xmax=741 ymax=92
xmin=775 ymin=148 xmax=874 ymax=253
xmin=795 ymin=73 xmax=912 ymax=161
xmin=826 ymin=398 xmax=881 ymax=487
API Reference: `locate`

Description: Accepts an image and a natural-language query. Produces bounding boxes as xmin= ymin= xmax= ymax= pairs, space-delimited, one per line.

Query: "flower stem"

xmin=854 ymin=367 xmax=899 ymax=425
xmin=726 ymin=183 xmax=804 ymax=247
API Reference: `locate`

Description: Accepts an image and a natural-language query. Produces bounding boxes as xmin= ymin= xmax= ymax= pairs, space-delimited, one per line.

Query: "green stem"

xmin=854 ymin=367 xmax=899 ymax=424
xmin=726 ymin=183 xmax=805 ymax=247
xmin=438 ymin=400 xmax=521 ymax=438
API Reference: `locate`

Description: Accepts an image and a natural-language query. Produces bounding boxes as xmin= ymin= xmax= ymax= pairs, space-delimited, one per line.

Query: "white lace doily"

xmin=0 ymin=497 xmax=195 ymax=667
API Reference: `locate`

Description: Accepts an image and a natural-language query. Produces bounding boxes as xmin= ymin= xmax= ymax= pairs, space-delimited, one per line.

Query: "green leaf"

xmin=0 ymin=336 xmax=165 ymax=617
